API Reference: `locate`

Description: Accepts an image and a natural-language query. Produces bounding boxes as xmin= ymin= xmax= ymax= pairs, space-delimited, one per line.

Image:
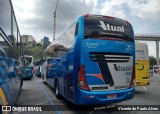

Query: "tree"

xmin=23 ymin=45 xmax=45 ymax=61
xmin=149 ymin=55 xmax=157 ymax=67
xmin=36 ymin=43 xmax=42 ymax=47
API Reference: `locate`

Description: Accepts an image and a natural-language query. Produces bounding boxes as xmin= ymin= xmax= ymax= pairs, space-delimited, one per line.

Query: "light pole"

xmin=53 ymin=0 xmax=59 ymax=41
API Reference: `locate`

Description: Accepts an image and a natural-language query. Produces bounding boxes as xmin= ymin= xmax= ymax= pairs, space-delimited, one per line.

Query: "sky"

xmin=12 ymin=0 xmax=160 ymax=57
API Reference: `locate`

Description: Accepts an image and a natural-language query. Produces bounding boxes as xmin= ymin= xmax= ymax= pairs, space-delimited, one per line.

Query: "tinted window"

xmin=24 ymin=57 xmax=32 ymax=66
xmin=84 ymin=16 xmax=134 ymax=42
xmin=0 ymin=35 xmax=18 ymax=59
xmin=48 ymin=58 xmax=54 ymax=64
xmin=58 ymin=22 xmax=76 ymax=49
xmin=45 ymin=22 xmax=77 ymax=58
xmin=13 ymin=14 xmax=17 ymax=46
xmin=54 ymin=49 xmax=67 ymax=57
xmin=75 ymin=23 xmax=79 ymax=37
xmin=44 ymin=44 xmax=68 ymax=58
xmin=0 ymin=0 xmax=11 ymax=36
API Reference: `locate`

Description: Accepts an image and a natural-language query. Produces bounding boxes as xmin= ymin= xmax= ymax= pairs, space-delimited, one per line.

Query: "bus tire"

xmin=55 ymin=80 xmax=60 ymax=99
xmin=20 ymin=78 xmax=23 ymax=89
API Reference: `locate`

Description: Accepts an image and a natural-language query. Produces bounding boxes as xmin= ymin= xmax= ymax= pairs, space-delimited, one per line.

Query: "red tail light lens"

xmin=84 ymin=14 xmax=89 ymax=17
xmin=78 ymin=65 xmax=90 ymax=91
xmin=129 ymin=66 xmax=135 ymax=88
xmin=32 ymin=67 xmax=34 ymax=74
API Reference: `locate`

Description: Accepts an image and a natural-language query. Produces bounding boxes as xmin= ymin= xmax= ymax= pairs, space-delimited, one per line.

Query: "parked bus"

xmin=41 ymin=57 xmax=56 ymax=84
xmin=0 ymin=0 xmax=23 ymax=110
xmin=135 ymin=41 xmax=150 ymax=86
xmin=43 ymin=14 xmax=135 ymax=105
xmin=34 ymin=59 xmax=42 ymax=77
xmin=23 ymin=55 xmax=34 ymax=79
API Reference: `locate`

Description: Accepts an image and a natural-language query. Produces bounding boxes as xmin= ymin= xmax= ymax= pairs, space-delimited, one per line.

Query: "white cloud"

xmin=99 ymin=0 xmax=127 ymax=18
xmin=128 ymin=0 xmax=160 ymax=21
xmin=12 ymin=0 xmax=36 ymax=20
xmin=12 ymin=0 xmax=95 ymax=42
xmin=99 ymin=0 xmax=160 ymax=21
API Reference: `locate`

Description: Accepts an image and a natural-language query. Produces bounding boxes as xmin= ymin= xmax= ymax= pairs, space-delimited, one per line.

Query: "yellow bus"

xmin=135 ymin=41 xmax=150 ymax=86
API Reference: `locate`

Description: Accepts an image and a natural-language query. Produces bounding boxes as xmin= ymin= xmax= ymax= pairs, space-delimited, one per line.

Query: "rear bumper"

xmin=35 ymin=72 xmax=41 ymax=77
xmin=75 ymin=87 xmax=135 ymax=105
xmin=23 ymin=74 xmax=33 ymax=79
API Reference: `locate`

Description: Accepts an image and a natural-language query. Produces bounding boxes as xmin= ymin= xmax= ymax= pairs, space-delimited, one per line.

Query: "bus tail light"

xmin=84 ymin=14 xmax=89 ymax=17
xmin=32 ymin=67 xmax=34 ymax=74
xmin=78 ymin=65 xmax=90 ymax=91
xmin=129 ymin=66 xmax=135 ymax=88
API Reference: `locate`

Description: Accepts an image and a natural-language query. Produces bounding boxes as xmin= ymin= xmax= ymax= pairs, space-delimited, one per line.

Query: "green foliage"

xmin=23 ymin=44 xmax=45 ymax=61
xmin=149 ymin=55 xmax=157 ymax=67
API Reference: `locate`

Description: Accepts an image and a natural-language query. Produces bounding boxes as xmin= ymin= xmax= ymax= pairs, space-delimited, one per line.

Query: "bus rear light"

xmin=84 ymin=14 xmax=89 ymax=17
xmin=78 ymin=65 xmax=90 ymax=91
xmin=84 ymin=96 xmax=94 ymax=98
xmin=129 ymin=67 xmax=135 ymax=88
xmin=32 ymin=67 xmax=34 ymax=74
xmin=128 ymin=92 xmax=133 ymax=94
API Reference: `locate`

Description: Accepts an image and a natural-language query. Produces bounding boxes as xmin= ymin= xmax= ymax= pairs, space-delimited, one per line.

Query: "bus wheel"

xmin=55 ymin=80 xmax=60 ymax=99
xmin=20 ymin=78 xmax=23 ymax=89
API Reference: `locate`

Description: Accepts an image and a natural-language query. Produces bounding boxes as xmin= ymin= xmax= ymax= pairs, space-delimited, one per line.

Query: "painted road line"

xmin=36 ymin=100 xmax=51 ymax=105
xmin=142 ymin=86 xmax=148 ymax=92
xmin=33 ymin=77 xmax=62 ymax=114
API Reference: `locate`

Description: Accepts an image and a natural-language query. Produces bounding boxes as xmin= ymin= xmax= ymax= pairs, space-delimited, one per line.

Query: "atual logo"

xmin=98 ymin=21 xmax=124 ymax=32
xmin=114 ymin=64 xmax=132 ymax=71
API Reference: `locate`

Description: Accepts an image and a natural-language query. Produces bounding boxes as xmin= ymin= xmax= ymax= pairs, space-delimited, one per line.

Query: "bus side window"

xmin=75 ymin=23 xmax=79 ymax=37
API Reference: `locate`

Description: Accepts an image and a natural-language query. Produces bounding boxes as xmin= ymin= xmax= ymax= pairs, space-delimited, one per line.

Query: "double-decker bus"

xmin=135 ymin=41 xmax=150 ymax=86
xmin=0 ymin=0 xmax=23 ymax=110
xmin=43 ymin=14 xmax=135 ymax=105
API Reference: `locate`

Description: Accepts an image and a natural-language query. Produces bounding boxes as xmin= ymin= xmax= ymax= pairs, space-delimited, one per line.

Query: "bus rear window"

xmin=84 ymin=16 xmax=134 ymax=42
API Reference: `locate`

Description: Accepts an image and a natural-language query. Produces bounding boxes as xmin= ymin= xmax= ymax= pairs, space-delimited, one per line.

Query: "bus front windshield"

xmin=84 ymin=16 xmax=134 ymax=42
xmin=24 ymin=57 xmax=32 ymax=66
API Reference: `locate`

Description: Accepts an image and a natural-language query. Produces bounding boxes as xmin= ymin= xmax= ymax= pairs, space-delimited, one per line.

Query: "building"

xmin=44 ymin=37 xmax=49 ymax=45
xmin=21 ymin=35 xmax=35 ymax=47
xmin=39 ymin=36 xmax=50 ymax=47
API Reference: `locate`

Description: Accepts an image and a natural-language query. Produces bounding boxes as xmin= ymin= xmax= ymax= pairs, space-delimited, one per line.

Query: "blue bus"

xmin=0 ymin=0 xmax=23 ymax=110
xmin=43 ymin=14 xmax=135 ymax=105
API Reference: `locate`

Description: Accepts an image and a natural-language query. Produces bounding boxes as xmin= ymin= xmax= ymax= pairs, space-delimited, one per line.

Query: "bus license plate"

xmin=107 ymin=94 xmax=117 ymax=99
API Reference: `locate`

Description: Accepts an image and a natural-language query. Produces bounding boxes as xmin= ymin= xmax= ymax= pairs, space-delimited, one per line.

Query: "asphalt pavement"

xmin=12 ymin=73 xmax=160 ymax=114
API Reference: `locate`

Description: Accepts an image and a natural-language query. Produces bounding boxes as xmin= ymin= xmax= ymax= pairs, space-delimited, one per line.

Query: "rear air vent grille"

xmin=89 ymin=52 xmax=130 ymax=62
